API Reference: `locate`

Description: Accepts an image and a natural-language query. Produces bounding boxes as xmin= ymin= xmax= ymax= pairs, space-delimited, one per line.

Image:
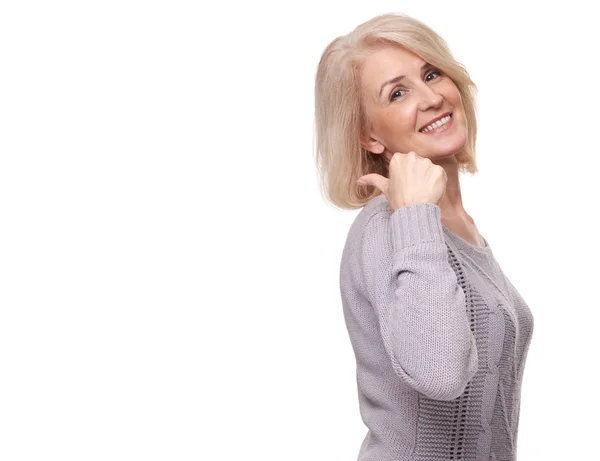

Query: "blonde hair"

xmin=313 ymin=12 xmax=480 ymax=210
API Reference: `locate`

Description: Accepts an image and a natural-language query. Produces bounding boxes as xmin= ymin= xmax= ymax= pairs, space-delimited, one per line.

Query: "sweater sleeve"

xmin=360 ymin=202 xmax=478 ymax=401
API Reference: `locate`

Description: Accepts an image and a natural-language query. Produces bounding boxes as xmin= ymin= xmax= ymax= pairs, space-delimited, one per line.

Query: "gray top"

xmin=339 ymin=193 xmax=534 ymax=461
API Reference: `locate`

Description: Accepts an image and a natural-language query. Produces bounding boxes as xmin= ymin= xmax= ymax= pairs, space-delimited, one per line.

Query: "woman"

xmin=314 ymin=13 xmax=535 ymax=461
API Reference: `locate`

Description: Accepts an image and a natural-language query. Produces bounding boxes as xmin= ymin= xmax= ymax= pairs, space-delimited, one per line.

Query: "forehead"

xmin=362 ymin=46 xmax=426 ymax=80
xmin=360 ymin=46 xmax=427 ymax=95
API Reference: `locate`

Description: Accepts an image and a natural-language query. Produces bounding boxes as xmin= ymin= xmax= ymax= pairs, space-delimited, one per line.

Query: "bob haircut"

xmin=314 ymin=13 xmax=480 ymax=210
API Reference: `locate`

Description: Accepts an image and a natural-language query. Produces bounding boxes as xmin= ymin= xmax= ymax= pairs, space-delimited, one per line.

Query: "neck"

xmin=434 ymin=155 xmax=470 ymax=222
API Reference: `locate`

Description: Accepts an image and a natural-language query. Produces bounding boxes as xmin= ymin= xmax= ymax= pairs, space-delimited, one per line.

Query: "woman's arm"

xmin=360 ymin=202 xmax=478 ymax=401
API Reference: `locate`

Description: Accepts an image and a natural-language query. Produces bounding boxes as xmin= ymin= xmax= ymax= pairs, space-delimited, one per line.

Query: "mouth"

xmin=419 ymin=112 xmax=453 ymax=133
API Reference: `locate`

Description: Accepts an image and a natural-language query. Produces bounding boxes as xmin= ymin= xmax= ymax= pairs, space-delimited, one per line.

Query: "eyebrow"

xmin=378 ymin=62 xmax=432 ymax=99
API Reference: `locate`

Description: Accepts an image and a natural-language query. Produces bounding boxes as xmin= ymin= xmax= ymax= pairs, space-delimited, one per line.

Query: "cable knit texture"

xmin=339 ymin=194 xmax=534 ymax=461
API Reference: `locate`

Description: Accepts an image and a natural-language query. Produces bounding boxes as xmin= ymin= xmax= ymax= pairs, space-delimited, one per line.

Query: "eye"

xmin=425 ymin=69 xmax=443 ymax=82
xmin=390 ymin=69 xmax=444 ymax=102
xmin=390 ymin=88 xmax=407 ymax=101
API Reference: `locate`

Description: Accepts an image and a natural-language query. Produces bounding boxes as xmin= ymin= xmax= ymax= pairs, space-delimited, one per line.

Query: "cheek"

xmin=446 ymin=84 xmax=463 ymax=108
xmin=384 ymin=107 xmax=416 ymax=135
xmin=452 ymin=94 xmax=464 ymax=110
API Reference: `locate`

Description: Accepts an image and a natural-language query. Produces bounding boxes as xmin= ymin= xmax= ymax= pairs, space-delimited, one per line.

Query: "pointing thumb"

xmin=356 ymin=173 xmax=388 ymax=193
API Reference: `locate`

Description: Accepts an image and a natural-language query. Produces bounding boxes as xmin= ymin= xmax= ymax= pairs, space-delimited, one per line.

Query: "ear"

xmin=360 ymin=134 xmax=385 ymax=154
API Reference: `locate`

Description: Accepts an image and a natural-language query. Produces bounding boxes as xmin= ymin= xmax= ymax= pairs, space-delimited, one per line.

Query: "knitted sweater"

xmin=339 ymin=194 xmax=534 ymax=461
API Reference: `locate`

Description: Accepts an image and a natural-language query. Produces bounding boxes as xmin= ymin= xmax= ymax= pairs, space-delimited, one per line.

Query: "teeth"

xmin=420 ymin=114 xmax=451 ymax=132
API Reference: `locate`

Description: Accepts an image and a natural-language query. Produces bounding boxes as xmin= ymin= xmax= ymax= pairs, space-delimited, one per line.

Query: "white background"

xmin=1 ymin=1 xmax=598 ymax=460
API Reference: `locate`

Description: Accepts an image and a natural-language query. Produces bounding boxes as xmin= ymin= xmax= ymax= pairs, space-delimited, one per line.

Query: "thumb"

xmin=356 ymin=173 xmax=388 ymax=193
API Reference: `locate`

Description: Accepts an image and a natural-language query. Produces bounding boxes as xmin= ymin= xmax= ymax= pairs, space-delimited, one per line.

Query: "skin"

xmin=358 ymin=45 xmax=486 ymax=247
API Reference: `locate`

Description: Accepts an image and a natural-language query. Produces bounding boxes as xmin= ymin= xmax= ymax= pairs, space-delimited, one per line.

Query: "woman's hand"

xmin=356 ymin=151 xmax=447 ymax=212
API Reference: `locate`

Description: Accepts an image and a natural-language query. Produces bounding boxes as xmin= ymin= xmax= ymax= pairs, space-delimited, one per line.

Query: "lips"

xmin=419 ymin=112 xmax=452 ymax=132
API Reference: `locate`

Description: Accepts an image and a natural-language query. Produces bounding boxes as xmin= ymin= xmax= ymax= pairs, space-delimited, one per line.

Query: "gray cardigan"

xmin=339 ymin=194 xmax=534 ymax=461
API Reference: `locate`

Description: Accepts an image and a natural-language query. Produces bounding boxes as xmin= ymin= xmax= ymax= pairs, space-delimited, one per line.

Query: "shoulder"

xmin=340 ymin=193 xmax=393 ymax=270
xmin=344 ymin=194 xmax=392 ymax=247
xmin=339 ymin=193 xmax=393 ymax=296
xmin=344 ymin=196 xmax=455 ymax=266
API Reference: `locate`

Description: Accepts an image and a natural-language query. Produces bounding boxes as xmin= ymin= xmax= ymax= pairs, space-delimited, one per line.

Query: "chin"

xmin=420 ymin=138 xmax=466 ymax=158
xmin=432 ymin=127 xmax=467 ymax=151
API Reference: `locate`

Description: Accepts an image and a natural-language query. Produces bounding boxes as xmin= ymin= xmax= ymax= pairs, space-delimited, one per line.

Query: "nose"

xmin=416 ymin=83 xmax=443 ymax=111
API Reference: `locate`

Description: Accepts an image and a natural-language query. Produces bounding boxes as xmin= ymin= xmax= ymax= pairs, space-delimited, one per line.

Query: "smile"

xmin=419 ymin=113 xmax=453 ymax=133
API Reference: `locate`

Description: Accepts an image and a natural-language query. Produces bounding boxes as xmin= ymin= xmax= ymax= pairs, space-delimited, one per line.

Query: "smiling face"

xmin=359 ymin=45 xmax=467 ymax=164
